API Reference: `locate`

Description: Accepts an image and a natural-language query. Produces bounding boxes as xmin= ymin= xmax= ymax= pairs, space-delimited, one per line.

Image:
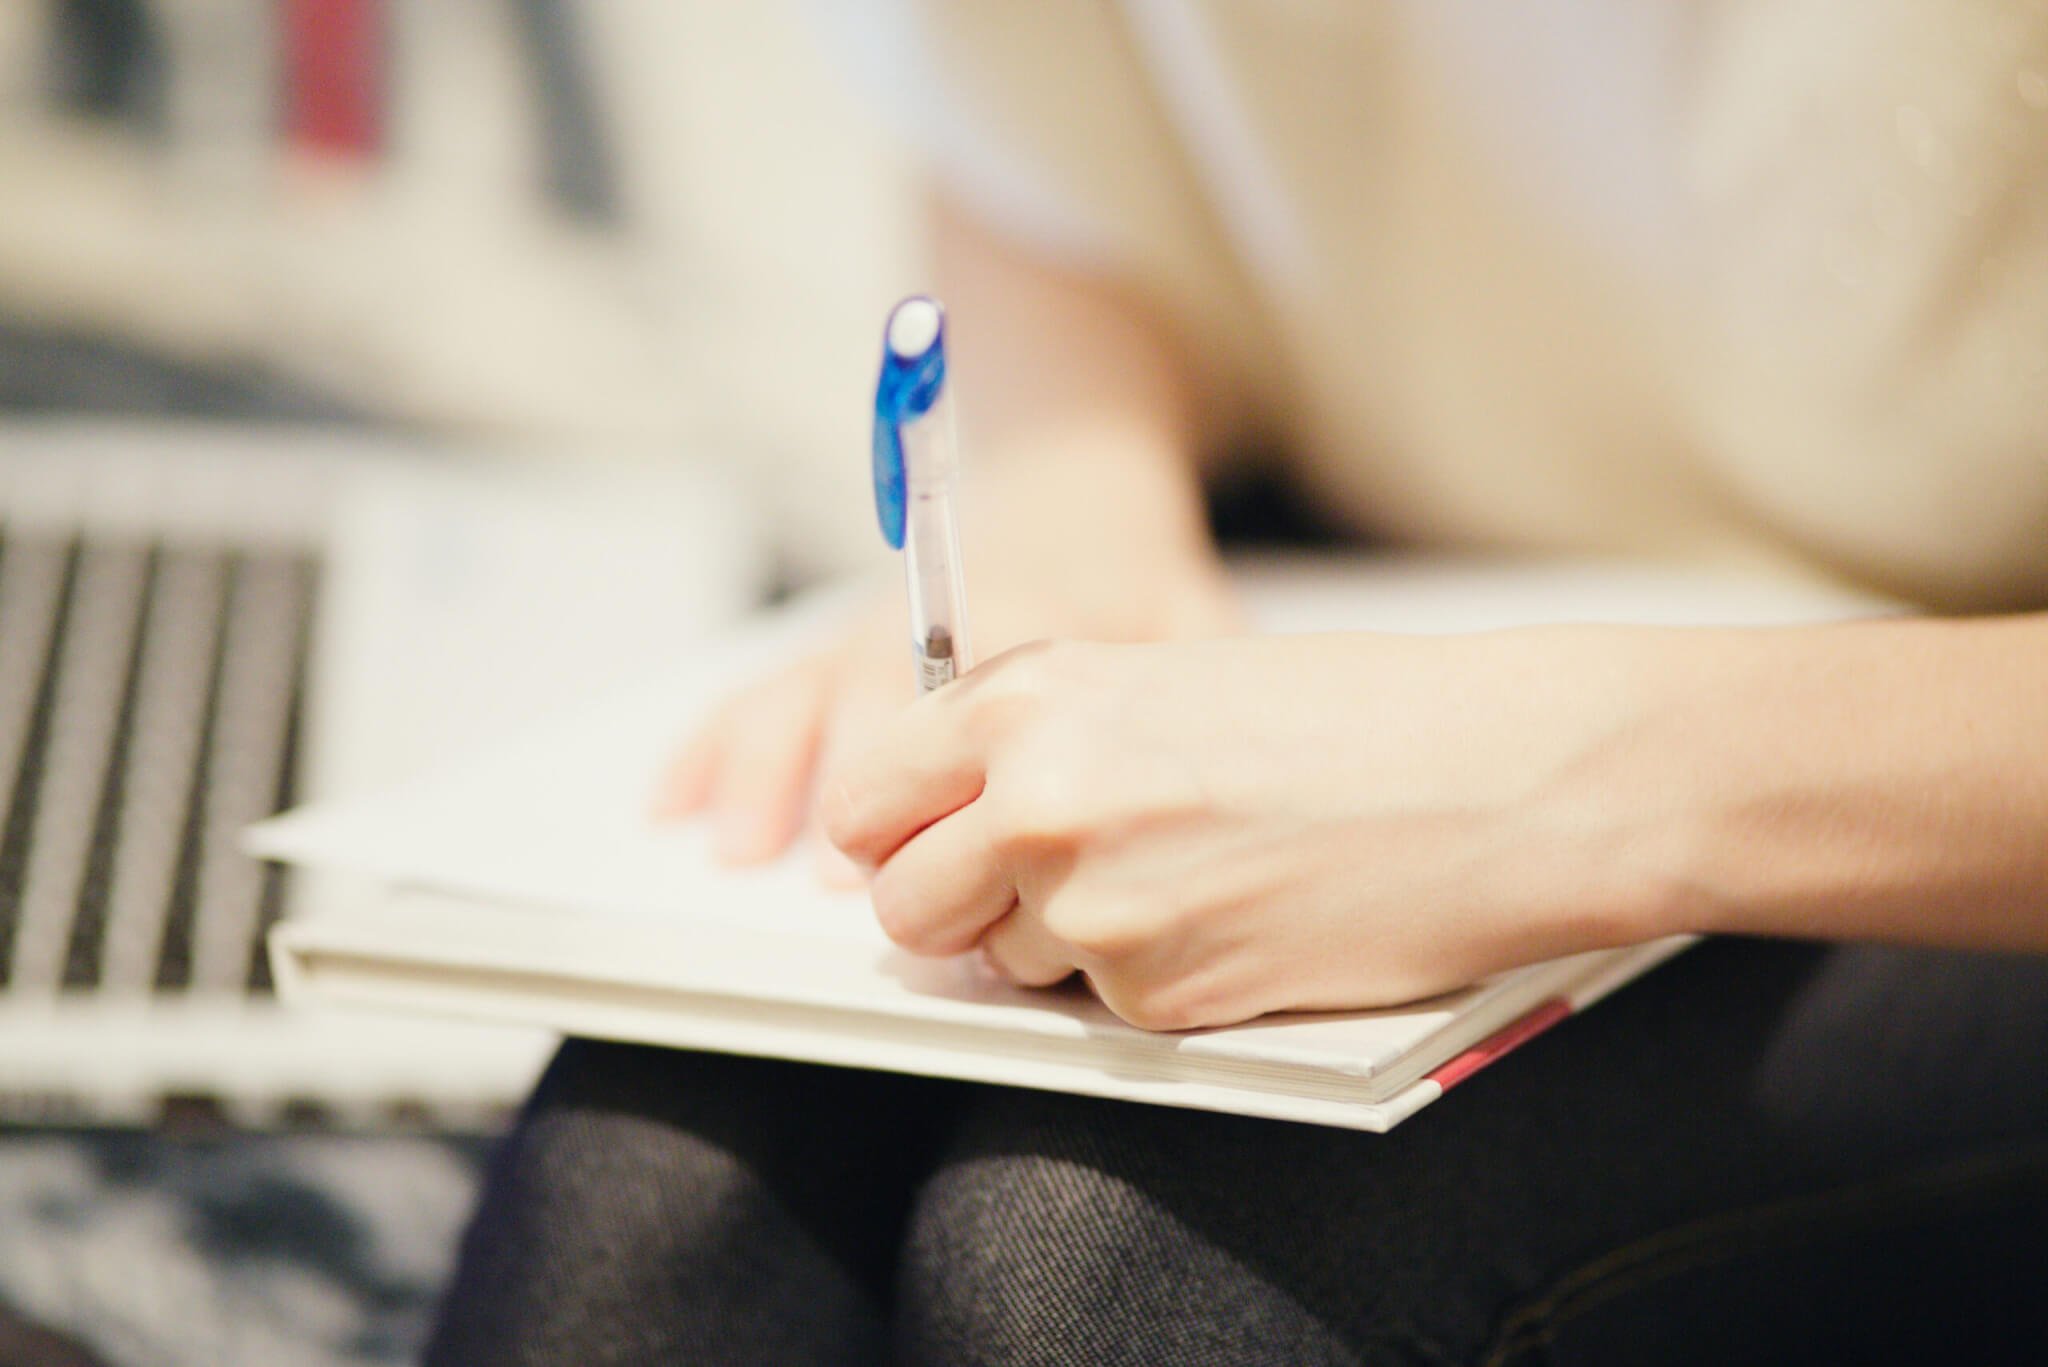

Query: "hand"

xmin=824 ymin=628 xmax=1676 ymax=1029
xmin=661 ymin=180 xmax=1235 ymax=880
xmin=655 ymin=564 xmax=1240 ymax=882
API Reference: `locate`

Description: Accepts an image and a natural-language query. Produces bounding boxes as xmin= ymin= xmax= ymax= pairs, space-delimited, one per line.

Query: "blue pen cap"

xmin=871 ymin=296 xmax=947 ymax=550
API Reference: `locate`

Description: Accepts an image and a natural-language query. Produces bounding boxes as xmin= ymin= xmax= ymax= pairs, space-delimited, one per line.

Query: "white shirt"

xmin=824 ymin=0 xmax=2048 ymax=610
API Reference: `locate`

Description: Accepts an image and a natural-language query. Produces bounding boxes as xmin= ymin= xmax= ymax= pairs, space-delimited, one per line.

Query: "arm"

xmin=932 ymin=194 xmax=1229 ymax=635
xmin=1625 ymin=613 xmax=2048 ymax=952
xmin=823 ymin=613 xmax=2048 ymax=1030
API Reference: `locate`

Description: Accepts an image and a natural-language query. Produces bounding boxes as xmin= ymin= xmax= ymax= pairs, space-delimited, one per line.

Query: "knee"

xmin=433 ymin=1043 xmax=914 ymax=1365
xmin=894 ymin=1100 xmax=1363 ymax=1366
xmin=472 ymin=1042 xmax=805 ymax=1261
xmin=898 ymin=1145 xmax=1168 ymax=1359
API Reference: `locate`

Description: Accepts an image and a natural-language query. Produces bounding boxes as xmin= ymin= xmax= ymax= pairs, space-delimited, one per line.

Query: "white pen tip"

xmin=887 ymin=298 xmax=943 ymax=359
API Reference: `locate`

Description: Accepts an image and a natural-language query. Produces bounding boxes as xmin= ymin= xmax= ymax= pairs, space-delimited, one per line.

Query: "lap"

xmin=903 ymin=938 xmax=2048 ymax=1364
xmin=427 ymin=1048 xmax=967 ymax=1365
xmin=437 ymin=939 xmax=2048 ymax=1365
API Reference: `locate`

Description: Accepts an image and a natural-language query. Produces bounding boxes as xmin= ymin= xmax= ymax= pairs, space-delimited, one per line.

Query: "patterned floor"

xmin=0 ymin=1132 xmax=489 ymax=1367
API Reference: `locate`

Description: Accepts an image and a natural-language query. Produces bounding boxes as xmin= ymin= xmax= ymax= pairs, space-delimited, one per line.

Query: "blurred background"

xmin=0 ymin=3 xmax=926 ymax=1361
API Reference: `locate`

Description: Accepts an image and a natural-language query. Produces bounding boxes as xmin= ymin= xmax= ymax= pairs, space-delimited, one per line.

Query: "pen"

xmin=873 ymin=296 xmax=972 ymax=692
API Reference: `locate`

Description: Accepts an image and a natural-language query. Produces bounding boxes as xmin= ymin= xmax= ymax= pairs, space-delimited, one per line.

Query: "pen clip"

xmin=872 ymin=298 xmax=946 ymax=551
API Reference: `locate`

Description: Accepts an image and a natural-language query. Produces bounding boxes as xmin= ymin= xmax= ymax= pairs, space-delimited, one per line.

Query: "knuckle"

xmin=984 ymin=943 xmax=1070 ymax=988
xmin=1100 ymin=978 xmax=1202 ymax=1033
xmin=866 ymin=869 xmax=936 ymax=952
xmin=960 ymin=690 xmax=1036 ymax=754
xmin=960 ymin=640 xmax=1081 ymax=725
xmin=987 ymin=767 xmax=1088 ymax=851
xmin=987 ymin=730 xmax=1115 ymax=847
xmin=988 ymin=636 xmax=1067 ymax=681
xmin=817 ymin=781 xmax=864 ymax=854
xmin=1046 ymin=895 xmax=1163 ymax=964
xmin=1014 ymin=961 xmax=1075 ymax=989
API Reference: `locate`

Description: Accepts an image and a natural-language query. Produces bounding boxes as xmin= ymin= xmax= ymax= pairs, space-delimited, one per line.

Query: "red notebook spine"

xmin=1424 ymin=998 xmax=1572 ymax=1093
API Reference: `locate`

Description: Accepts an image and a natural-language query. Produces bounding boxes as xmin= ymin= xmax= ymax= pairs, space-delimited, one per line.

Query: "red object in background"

xmin=283 ymin=0 xmax=384 ymax=159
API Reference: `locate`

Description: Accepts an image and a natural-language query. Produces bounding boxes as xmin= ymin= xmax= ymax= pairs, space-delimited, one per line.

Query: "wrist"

xmin=1544 ymin=616 xmax=2030 ymax=949
xmin=1504 ymin=626 xmax=1745 ymax=952
xmin=969 ymin=436 xmax=1228 ymax=640
xmin=1646 ymin=616 xmax=2048 ymax=949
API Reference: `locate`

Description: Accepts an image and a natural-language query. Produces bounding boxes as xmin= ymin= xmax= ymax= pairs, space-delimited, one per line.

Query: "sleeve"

xmin=1677 ymin=0 xmax=2048 ymax=610
xmin=795 ymin=0 xmax=1285 ymax=450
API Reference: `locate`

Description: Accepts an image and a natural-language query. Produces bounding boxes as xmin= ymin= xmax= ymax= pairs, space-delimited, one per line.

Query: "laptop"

xmin=0 ymin=418 xmax=764 ymax=1126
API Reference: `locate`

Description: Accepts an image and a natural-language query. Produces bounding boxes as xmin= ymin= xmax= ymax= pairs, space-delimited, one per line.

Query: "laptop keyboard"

xmin=0 ymin=429 xmax=684 ymax=1126
xmin=0 ymin=528 xmax=317 ymax=1003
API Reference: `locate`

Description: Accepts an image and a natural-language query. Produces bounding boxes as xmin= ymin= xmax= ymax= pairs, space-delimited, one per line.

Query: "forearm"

xmin=931 ymin=195 xmax=1226 ymax=628
xmin=1608 ymin=614 xmax=2048 ymax=952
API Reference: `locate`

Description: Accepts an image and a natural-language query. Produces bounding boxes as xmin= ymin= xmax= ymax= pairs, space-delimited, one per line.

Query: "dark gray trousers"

xmin=426 ymin=939 xmax=2048 ymax=1365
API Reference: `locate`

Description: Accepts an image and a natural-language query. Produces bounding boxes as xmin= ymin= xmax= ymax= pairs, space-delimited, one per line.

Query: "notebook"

xmin=250 ymin=557 xmax=1882 ymax=1132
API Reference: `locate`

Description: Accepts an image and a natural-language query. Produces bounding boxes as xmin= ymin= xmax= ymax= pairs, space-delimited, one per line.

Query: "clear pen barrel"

xmin=899 ymin=388 xmax=970 ymax=690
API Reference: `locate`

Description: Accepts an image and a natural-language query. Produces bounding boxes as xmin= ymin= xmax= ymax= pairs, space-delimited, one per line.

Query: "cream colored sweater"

xmin=875 ymin=0 xmax=2048 ymax=610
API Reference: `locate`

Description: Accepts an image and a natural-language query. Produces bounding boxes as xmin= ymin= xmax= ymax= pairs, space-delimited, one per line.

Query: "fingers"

xmin=651 ymin=719 xmax=721 ymax=819
xmin=691 ymin=662 xmax=832 ymax=865
xmin=652 ymin=613 xmax=944 ymax=876
xmin=980 ymin=911 xmax=1076 ymax=987
xmin=867 ymin=803 xmax=1015 ymax=956
xmin=811 ymin=656 xmax=912 ymax=887
xmin=814 ymin=840 xmax=870 ymax=890
xmin=822 ymin=691 xmax=987 ymax=867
